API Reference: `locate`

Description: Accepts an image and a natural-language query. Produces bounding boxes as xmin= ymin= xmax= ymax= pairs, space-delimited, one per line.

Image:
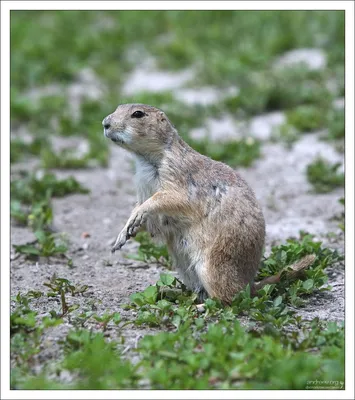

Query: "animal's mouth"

xmin=104 ymin=129 xmax=125 ymax=145
xmin=111 ymin=137 xmax=124 ymax=144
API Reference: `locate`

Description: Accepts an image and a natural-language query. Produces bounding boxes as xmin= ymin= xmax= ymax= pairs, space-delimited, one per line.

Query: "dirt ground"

xmin=10 ymin=64 xmax=345 ymax=367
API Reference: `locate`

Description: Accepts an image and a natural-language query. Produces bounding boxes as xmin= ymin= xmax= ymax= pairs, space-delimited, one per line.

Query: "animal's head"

xmin=102 ymin=103 xmax=177 ymax=158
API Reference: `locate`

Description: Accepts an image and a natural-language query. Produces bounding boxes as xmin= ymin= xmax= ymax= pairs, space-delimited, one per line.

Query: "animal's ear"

xmin=159 ymin=111 xmax=166 ymax=122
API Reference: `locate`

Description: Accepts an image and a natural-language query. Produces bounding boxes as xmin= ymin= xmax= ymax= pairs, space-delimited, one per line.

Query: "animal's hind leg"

xmin=196 ymin=287 xmax=209 ymax=302
xmin=197 ymin=261 xmax=250 ymax=305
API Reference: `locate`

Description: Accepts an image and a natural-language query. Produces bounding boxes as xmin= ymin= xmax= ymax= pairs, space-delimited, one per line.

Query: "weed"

xmin=332 ymin=197 xmax=345 ymax=232
xmin=224 ymin=68 xmax=333 ymax=116
xmin=93 ymin=311 xmax=121 ymax=331
xmin=44 ymin=277 xmax=88 ymax=317
xmin=271 ymin=123 xmax=299 ymax=148
xmin=137 ymin=318 xmax=344 ymax=389
xmin=325 ymin=107 xmax=345 ymax=141
xmin=188 ymin=137 xmax=261 ymax=167
xmin=11 ymin=90 xmax=67 ymax=127
xmin=11 ymin=291 xmax=63 ymax=377
xmin=11 ymin=171 xmax=89 ymax=257
xmin=10 ymin=200 xmax=28 ymax=225
xmin=127 ymin=231 xmax=171 ymax=267
xmin=61 ymin=330 xmax=139 ymax=389
xmin=257 ymin=232 xmax=342 ymax=305
xmin=10 ymin=137 xmax=50 ymax=163
xmin=13 ymin=232 xmax=68 ymax=259
xmin=41 ymin=148 xmax=92 ymax=169
xmin=307 ymin=157 xmax=344 ymax=193
xmin=286 ymin=104 xmax=327 ymax=132
xmin=11 ymin=171 xmax=89 ymax=204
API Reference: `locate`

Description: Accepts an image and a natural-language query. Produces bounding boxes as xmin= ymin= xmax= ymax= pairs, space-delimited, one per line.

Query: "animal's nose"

xmin=102 ymin=117 xmax=111 ymax=130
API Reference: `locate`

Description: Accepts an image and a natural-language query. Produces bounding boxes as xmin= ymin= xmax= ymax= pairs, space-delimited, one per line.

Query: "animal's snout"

xmin=102 ymin=117 xmax=111 ymax=130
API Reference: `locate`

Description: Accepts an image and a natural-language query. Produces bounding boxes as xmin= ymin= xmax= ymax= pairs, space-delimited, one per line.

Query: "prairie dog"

xmin=102 ymin=104 xmax=313 ymax=304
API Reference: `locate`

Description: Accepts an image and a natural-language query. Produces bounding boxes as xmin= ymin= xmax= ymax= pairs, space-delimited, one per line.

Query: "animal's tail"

xmin=253 ymin=254 xmax=317 ymax=294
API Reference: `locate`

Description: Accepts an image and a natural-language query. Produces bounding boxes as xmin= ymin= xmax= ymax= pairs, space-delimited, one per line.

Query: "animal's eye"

xmin=131 ymin=110 xmax=146 ymax=118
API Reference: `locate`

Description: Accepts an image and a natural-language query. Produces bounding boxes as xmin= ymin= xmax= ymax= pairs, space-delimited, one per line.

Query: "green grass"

xmin=11 ymin=11 xmax=344 ymax=91
xmin=325 ymin=107 xmax=345 ymax=141
xmin=126 ymin=231 xmax=171 ymax=267
xmin=307 ymin=157 xmax=344 ymax=193
xmin=286 ymin=104 xmax=327 ymax=132
xmin=224 ymin=68 xmax=335 ymax=116
xmin=10 ymin=11 xmax=344 ymax=166
xmin=189 ymin=137 xmax=261 ymax=167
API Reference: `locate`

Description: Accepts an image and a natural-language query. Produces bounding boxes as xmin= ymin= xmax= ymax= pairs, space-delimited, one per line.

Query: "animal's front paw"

xmin=111 ymin=231 xmax=128 ymax=253
xmin=111 ymin=210 xmax=147 ymax=253
xmin=127 ymin=210 xmax=147 ymax=237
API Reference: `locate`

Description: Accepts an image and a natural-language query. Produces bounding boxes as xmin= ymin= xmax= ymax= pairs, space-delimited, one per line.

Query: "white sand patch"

xmin=333 ymin=97 xmax=345 ymax=109
xmin=23 ymin=68 xmax=105 ymax=121
xmin=67 ymin=68 xmax=105 ymax=119
xmin=122 ymin=66 xmax=195 ymax=95
xmin=189 ymin=111 xmax=287 ymax=142
xmin=189 ymin=115 xmax=247 ymax=142
xmin=249 ymin=112 xmax=286 ymax=140
xmin=174 ymin=86 xmax=239 ymax=106
xmin=239 ymin=134 xmax=344 ymax=244
xmin=274 ymin=48 xmax=327 ymax=70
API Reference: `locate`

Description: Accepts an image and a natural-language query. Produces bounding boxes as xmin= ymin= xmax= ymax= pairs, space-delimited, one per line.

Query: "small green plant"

xmin=11 ymin=91 xmax=67 ymax=128
xmin=187 ymin=137 xmax=261 ymax=167
xmin=325 ymin=107 xmax=345 ymax=141
xmin=127 ymin=231 xmax=171 ymax=267
xmin=286 ymin=104 xmax=326 ymax=132
xmin=126 ymin=273 xmax=198 ymax=328
xmin=11 ymin=171 xmax=89 ymax=258
xmin=11 ymin=172 xmax=89 ymax=204
xmin=11 ymin=291 xmax=63 ymax=376
xmin=58 ymin=330 xmax=139 ymax=389
xmin=224 ymin=68 xmax=333 ymax=116
xmin=41 ymin=148 xmax=92 ymax=169
xmin=331 ymin=197 xmax=345 ymax=232
xmin=13 ymin=231 xmax=68 ymax=259
xmin=92 ymin=311 xmax=121 ymax=331
xmin=40 ymin=131 xmax=109 ymax=169
xmin=44 ymin=277 xmax=88 ymax=317
xmin=307 ymin=157 xmax=344 ymax=193
xmin=257 ymin=232 xmax=342 ymax=305
xmin=10 ymin=200 xmax=29 ymax=225
xmin=271 ymin=123 xmax=299 ymax=148
xmin=10 ymin=137 xmax=50 ymax=163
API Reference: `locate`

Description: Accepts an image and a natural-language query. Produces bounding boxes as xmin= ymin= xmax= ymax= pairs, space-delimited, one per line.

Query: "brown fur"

xmin=102 ymin=104 xmax=314 ymax=304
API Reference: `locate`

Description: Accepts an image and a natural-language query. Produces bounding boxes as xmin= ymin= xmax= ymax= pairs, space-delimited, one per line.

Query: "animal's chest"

xmin=134 ymin=158 xmax=160 ymax=204
xmin=134 ymin=158 xmax=183 ymax=239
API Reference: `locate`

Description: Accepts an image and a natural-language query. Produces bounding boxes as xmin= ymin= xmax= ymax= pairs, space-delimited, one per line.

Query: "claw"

xmin=111 ymin=233 xmax=128 ymax=253
xmin=111 ymin=211 xmax=146 ymax=254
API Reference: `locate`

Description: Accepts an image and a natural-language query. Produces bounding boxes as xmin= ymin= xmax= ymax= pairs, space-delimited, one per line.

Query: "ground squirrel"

xmin=102 ymin=103 xmax=315 ymax=304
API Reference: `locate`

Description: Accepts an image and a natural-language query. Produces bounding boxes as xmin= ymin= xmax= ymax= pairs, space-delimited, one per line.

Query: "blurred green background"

xmin=10 ymin=10 xmax=344 ymax=171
